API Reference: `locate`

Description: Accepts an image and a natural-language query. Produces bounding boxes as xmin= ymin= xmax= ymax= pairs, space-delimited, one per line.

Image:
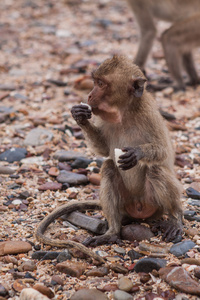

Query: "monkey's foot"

xmin=83 ymin=234 xmax=120 ymax=247
xmin=151 ymin=219 xmax=182 ymax=243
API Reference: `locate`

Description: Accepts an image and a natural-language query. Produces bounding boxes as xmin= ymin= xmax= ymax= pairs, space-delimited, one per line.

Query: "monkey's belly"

xmin=125 ymin=201 xmax=158 ymax=219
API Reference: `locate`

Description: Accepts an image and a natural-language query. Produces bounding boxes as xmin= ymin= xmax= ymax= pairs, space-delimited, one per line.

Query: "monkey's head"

xmin=87 ymin=55 xmax=147 ymax=123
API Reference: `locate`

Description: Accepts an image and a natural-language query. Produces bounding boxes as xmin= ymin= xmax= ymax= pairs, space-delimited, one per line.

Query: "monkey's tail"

xmin=35 ymin=200 xmax=105 ymax=264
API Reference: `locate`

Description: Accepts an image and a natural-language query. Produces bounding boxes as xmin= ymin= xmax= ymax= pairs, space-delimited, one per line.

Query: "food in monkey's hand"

xmin=80 ymin=102 xmax=91 ymax=111
xmin=114 ymin=148 xmax=125 ymax=167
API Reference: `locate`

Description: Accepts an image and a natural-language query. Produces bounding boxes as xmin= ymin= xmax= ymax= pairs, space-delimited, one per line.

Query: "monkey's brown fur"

xmin=36 ymin=56 xmax=182 ymax=255
xmin=127 ymin=0 xmax=200 ymax=89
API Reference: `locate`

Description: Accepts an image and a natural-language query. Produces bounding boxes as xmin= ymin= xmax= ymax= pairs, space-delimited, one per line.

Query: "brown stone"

xmin=88 ymin=173 xmax=101 ymax=185
xmin=71 ymin=289 xmax=108 ymax=300
xmin=139 ymin=242 xmax=170 ymax=254
xmin=110 ymin=263 xmax=128 ymax=274
xmin=51 ymin=275 xmax=64 ymax=286
xmin=38 ymin=182 xmax=62 ymax=191
xmin=33 ymin=284 xmax=54 ymax=299
xmin=181 ymin=258 xmax=200 ymax=266
xmin=159 ymin=266 xmax=200 ymax=296
xmin=20 ymin=260 xmax=37 ymax=272
xmin=0 ymin=241 xmax=32 ymax=256
xmin=48 ymin=167 xmax=60 ymax=177
xmin=12 ymin=279 xmax=27 ymax=292
xmin=56 ymin=261 xmax=87 ymax=278
xmin=121 ymin=224 xmax=154 ymax=242
xmin=85 ymin=266 xmax=109 ymax=277
xmin=100 ymin=284 xmax=118 ymax=292
xmin=118 ymin=277 xmax=133 ymax=292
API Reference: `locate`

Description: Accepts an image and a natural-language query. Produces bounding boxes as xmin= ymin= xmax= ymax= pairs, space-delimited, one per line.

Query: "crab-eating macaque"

xmin=71 ymin=55 xmax=183 ymax=246
xmin=127 ymin=0 xmax=200 ymax=90
xmin=36 ymin=56 xmax=182 ymax=255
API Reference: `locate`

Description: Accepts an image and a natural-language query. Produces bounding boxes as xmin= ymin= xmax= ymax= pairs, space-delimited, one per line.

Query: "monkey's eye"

xmin=97 ymin=79 xmax=105 ymax=88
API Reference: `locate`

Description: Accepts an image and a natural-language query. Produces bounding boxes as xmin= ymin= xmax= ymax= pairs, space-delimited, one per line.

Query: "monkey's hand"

xmin=118 ymin=147 xmax=143 ymax=170
xmin=71 ymin=104 xmax=92 ymax=126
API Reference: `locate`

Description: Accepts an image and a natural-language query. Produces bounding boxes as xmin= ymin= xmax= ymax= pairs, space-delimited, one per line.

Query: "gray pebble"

xmin=134 ymin=257 xmax=166 ymax=273
xmin=170 ymin=240 xmax=196 ymax=257
xmin=56 ymin=170 xmax=88 ymax=185
xmin=113 ymin=290 xmax=133 ymax=300
xmin=54 ymin=150 xmax=86 ymax=161
xmin=24 ymin=128 xmax=53 ymax=146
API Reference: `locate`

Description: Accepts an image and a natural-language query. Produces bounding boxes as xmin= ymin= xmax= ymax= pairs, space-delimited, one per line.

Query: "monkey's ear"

xmin=130 ymin=77 xmax=147 ymax=98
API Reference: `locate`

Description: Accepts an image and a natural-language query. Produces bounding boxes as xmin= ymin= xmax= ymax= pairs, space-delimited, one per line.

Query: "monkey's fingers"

xmin=118 ymin=155 xmax=136 ymax=165
xmin=83 ymin=234 xmax=119 ymax=247
xmin=118 ymin=159 xmax=137 ymax=170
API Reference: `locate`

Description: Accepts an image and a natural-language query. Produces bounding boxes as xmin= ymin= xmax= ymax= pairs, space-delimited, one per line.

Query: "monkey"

xmin=36 ymin=55 xmax=183 ymax=254
xmin=127 ymin=0 xmax=200 ymax=90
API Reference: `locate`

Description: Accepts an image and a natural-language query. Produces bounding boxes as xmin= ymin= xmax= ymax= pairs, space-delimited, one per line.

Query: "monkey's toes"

xmin=83 ymin=234 xmax=120 ymax=247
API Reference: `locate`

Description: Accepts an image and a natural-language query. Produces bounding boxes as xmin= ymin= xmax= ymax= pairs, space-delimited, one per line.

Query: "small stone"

xmin=20 ymin=260 xmax=37 ymax=272
xmin=139 ymin=272 xmax=151 ymax=283
xmin=54 ymin=150 xmax=86 ymax=161
xmin=184 ymin=210 xmax=197 ymax=221
xmin=0 ymin=241 xmax=32 ymax=256
xmin=113 ymin=290 xmax=133 ymax=300
xmin=127 ymin=250 xmax=143 ymax=262
xmin=56 ymin=261 xmax=87 ymax=277
xmin=12 ymin=199 xmax=22 ymax=205
xmin=42 ymin=251 xmax=60 ymax=260
xmin=71 ymin=289 xmax=108 ymax=300
xmin=51 ymin=275 xmax=64 ymax=286
xmin=134 ymin=257 xmax=166 ymax=273
xmin=56 ymin=170 xmax=88 ymax=185
xmin=113 ymin=247 xmax=126 ymax=255
xmin=0 ymin=166 xmax=15 ymax=174
xmin=121 ymin=224 xmax=154 ymax=242
xmin=110 ymin=263 xmax=128 ymax=274
xmin=118 ymin=277 xmax=133 ymax=292
xmin=139 ymin=242 xmax=170 ymax=254
xmin=71 ymin=157 xmax=92 ymax=169
xmin=38 ymin=182 xmax=62 ymax=191
xmin=181 ymin=258 xmax=200 ymax=266
xmin=159 ymin=266 xmax=200 ymax=296
xmin=170 ymin=240 xmax=196 ymax=257
xmin=24 ymin=128 xmax=53 ymax=146
xmin=20 ymin=288 xmax=49 ymax=300
xmin=194 ymin=267 xmax=200 ymax=279
xmin=100 ymin=284 xmax=118 ymax=292
xmin=186 ymin=187 xmax=200 ymax=200
xmin=33 ymin=284 xmax=54 ymax=299
xmin=56 ymin=250 xmax=71 ymax=262
xmin=88 ymin=173 xmax=101 ymax=185
xmin=86 ymin=266 xmax=109 ymax=277
xmin=0 ymin=284 xmax=8 ymax=297
xmin=48 ymin=167 xmax=60 ymax=176
xmin=13 ymin=279 xmax=27 ymax=292
xmin=32 ymin=251 xmax=47 ymax=260
xmin=0 ymin=148 xmax=27 ymax=163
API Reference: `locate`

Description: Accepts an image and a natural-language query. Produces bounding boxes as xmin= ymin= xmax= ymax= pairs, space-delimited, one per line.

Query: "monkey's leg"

xmin=182 ymin=52 xmax=199 ymax=86
xmin=161 ymin=17 xmax=200 ymax=90
xmin=146 ymin=165 xmax=183 ymax=242
xmin=84 ymin=159 xmax=123 ymax=247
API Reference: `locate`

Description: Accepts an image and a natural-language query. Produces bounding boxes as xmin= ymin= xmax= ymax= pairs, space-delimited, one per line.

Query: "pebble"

xmin=32 ymin=251 xmax=47 ymax=260
xmin=24 ymin=128 xmax=53 ymax=146
xmin=33 ymin=284 xmax=54 ymax=299
xmin=20 ymin=260 xmax=37 ymax=272
xmin=51 ymin=275 xmax=64 ymax=286
xmin=113 ymin=247 xmax=126 ymax=255
xmin=13 ymin=279 xmax=27 ymax=292
xmin=48 ymin=167 xmax=60 ymax=177
xmin=20 ymin=288 xmax=49 ymax=300
xmin=139 ymin=241 xmax=170 ymax=254
xmin=113 ymin=290 xmax=133 ymax=300
xmin=121 ymin=224 xmax=154 ymax=242
xmin=0 ymin=241 xmax=32 ymax=255
xmin=56 ymin=261 xmax=87 ymax=277
xmin=0 ymin=166 xmax=15 ymax=174
xmin=184 ymin=210 xmax=197 ymax=221
xmin=118 ymin=277 xmax=133 ymax=292
xmin=110 ymin=263 xmax=128 ymax=274
xmin=159 ymin=266 xmax=200 ymax=296
xmin=194 ymin=267 xmax=200 ymax=279
xmin=86 ymin=266 xmax=109 ymax=277
xmin=181 ymin=258 xmax=200 ymax=266
xmin=88 ymin=173 xmax=101 ymax=185
xmin=127 ymin=249 xmax=143 ymax=262
xmin=71 ymin=157 xmax=92 ymax=169
xmin=21 ymin=156 xmax=44 ymax=165
xmin=186 ymin=187 xmax=200 ymax=200
xmin=134 ymin=257 xmax=166 ymax=273
xmin=71 ymin=288 xmax=108 ymax=300
xmin=56 ymin=170 xmax=88 ymax=185
xmin=0 ymin=148 xmax=27 ymax=163
xmin=56 ymin=250 xmax=71 ymax=262
xmin=38 ymin=182 xmax=62 ymax=191
xmin=170 ymin=240 xmax=196 ymax=257
xmin=0 ymin=284 xmax=8 ymax=297
xmin=54 ymin=150 xmax=86 ymax=161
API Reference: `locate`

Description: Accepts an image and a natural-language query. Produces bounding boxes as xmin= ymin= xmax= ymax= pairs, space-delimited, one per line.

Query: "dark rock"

xmin=42 ymin=251 xmax=60 ymax=260
xmin=56 ymin=170 xmax=88 ymax=185
xmin=56 ymin=261 xmax=87 ymax=277
xmin=24 ymin=128 xmax=53 ymax=146
xmin=159 ymin=266 xmax=200 ymax=296
xmin=0 ymin=148 xmax=27 ymax=163
xmin=56 ymin=251 xmax=71 ymax=263
xmin=187 ymin=199 xmax=200 ymax=207
xmin=186 ymin=187 xmax=200 ymax=200
xmin=54 ymin=150 xmax=86 ymax=161
xmin=170 ymin=240 xmax=196 ymax=257
xmin=134 ymin=257 xmax=166 ymax=273
xmin=71 ymin=157 xmax=92 ymax=169
xmin=194 ymin=267 xmax=200 ymax=279
xmin=121 ymin=224 xmax=154 ymax=242
xmin=71 ymin=289 xmax=108 ymax=300
xmin=128 ymin=249 xmax=143 ymax=262
xmin=184 ymin=210 xmax=197 ymax=220
xmin=32 ymin=251 xmax=47 ymax=260
xmin=65 ymin=211 xmax=107 ymax=234
xmin=0 ymin=284 xmax=8 ymax=297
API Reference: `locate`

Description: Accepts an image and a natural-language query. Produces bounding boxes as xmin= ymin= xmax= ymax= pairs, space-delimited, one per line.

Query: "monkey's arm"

xmin=71 ymin=105 xmax=109 ymax=156
xmin=127 ymin=0 xmax=156 ymax=69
